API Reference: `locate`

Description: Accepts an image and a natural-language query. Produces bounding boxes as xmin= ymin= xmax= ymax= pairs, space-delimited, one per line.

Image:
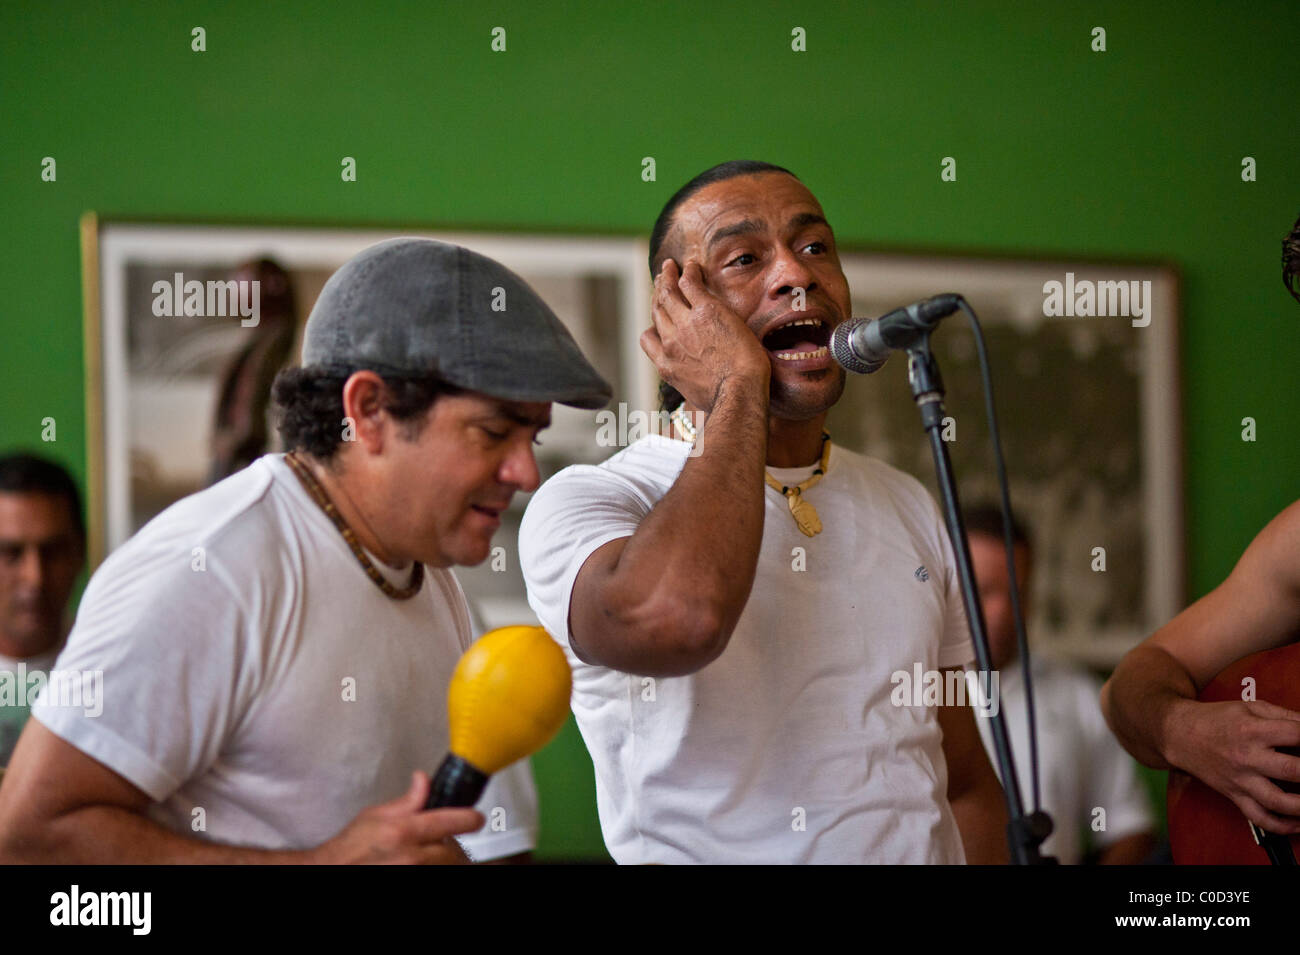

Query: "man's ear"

xmin=340 ymin=371 xmax=389 ymax=454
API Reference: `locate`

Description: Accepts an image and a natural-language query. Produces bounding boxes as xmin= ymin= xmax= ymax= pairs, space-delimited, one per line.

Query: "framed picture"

xmin=80 ymin=216 xmax=653 ymax=628
xmin=828 ymin=250 xmax=1183 ymax=666
xmin=83 ymin=218 xmax=1181 ymax=664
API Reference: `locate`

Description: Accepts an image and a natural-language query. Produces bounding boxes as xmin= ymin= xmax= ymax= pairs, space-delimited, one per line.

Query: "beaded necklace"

xmin=284 ymin=451 xmax=423 ymax=599
xmin=672 ymin=405 xmax=830 ymax=539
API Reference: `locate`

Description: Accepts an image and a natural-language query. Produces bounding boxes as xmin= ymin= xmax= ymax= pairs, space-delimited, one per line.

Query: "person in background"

xmin=520 ymin=161 xmax=1007 ymax=864
xmin=0 ymin=238 xmax=611 ymax=862
xmin=0 ymin=453 xmax=85 ymax=766
xmin=1101 ymin=213 xmax=1300 ymax=835
xmin=965 ymin=503 xmax=1157 ymax=863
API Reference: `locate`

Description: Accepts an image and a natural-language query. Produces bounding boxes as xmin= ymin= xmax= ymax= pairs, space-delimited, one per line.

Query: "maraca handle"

xmin=424 ymin=753 xmax=489 ymax=809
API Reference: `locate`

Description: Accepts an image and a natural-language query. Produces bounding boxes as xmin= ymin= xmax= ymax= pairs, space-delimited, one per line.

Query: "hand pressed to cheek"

xmin=641 ymin=259 xmax=770 ymax=413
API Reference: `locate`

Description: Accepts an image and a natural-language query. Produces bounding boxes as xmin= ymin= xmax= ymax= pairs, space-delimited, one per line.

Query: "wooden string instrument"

xmin=1166 ymin=644 xmax=1300 ymax=864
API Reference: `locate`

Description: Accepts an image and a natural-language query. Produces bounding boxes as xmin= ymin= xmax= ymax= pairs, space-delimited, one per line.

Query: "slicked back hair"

xmin=649 ymin=160 xmax=797 ymax=411
xmin=648 ymin=160 xmax=797 ymax=278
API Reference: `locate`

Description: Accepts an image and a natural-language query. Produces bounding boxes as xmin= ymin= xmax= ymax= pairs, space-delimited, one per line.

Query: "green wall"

xmin=2 ymin=1 xmax=1297 ymax=860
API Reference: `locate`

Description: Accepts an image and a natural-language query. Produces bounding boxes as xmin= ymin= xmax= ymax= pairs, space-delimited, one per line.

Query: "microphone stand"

xmin=903 ymin=333 xmax=1055 ymax=865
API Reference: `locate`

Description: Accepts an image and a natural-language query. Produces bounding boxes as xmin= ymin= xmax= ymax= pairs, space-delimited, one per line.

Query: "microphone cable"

xmin=957 ymin=296 xmax=1042 ymax=816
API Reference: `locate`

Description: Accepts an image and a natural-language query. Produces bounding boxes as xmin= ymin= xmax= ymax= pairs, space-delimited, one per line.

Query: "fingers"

xmin=1205 ymin=706 xmax=1300 ymax=831
xmin=655 ymin=258 xmax=728 ymax=328
xmin=639 ymin=325 xmax=666 ymax=369
xmin=647 ymin=260 xmax=687 ymax=373
xmin=655 ymin=258 xmax=691 ymax=309
xmin=643 ymin=256 xmax=769 ymax=412
xmin=325 ymin=784 xmax=484 ymax=864
xmin=651 ymin=259 xmax=732 ymax=346
xmin=1246 ymin=700 xmax=1300 ymax=724
xmin=1236 ymin=791 xmax=1300 ymax=835
xmin=676 ymin=262 xmax=731 ymax=326
xmin=401 ymin=770 xmax=430 ymax=812
xmin=383 ymin=808 xmax=484 ymax=864
xmin=652 ymin=260 xmax=687 ymax=332
xmin=675 ymin=260 xmax=709 ymax=307
xmin=1237 ymin=710 xmax=1300 ymax=784
xmin=1262 ymin=749 xmax=1300 ymax=785
xmin=1244 ymin=769 xmax=1300 ymax=816
xmin=412 ymin=807 xmax=485 ymax=842
xmin=649 ymin=298 xmax=676 ymax=346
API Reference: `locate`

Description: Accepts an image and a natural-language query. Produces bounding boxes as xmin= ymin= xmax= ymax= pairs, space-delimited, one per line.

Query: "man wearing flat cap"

xmin=0 ymin=238 xmax=611 ymax=864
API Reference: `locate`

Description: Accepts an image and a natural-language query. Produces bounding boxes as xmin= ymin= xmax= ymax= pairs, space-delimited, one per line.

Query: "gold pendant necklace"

xmin=765 ymin=433 xmax=831 ymax=538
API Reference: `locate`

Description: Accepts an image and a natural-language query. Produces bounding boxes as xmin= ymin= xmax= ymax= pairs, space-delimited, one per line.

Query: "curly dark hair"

xmin=1284 ymin=212 xmax=1300 ymax=305
xmin=271 ymin=366 xmax=462 ymax=459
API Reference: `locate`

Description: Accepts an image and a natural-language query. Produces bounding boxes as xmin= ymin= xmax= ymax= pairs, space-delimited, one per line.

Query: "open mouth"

xmin=761 ymin=317 xmax=832 ymax=362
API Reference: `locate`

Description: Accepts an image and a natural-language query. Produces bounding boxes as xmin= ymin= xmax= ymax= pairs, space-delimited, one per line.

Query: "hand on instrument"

xmin=640 ymin=259 xmax=770 ymax=413
xmin=311 ymin=771 xmax=483 ymax=864
xmin=1171 ymin=699 xmax=1300 ymax=834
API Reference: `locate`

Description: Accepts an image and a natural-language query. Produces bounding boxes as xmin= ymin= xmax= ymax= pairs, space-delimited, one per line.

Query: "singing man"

xmin=520 ymin=161 xmax=1007 ymax=863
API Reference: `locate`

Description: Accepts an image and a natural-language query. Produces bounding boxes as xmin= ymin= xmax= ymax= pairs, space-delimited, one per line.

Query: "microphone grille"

xmin=830 ymin=320 xmax=887 ymax=374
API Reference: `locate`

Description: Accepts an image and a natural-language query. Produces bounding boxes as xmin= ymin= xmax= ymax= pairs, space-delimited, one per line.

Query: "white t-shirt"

xmin=520 ymin=435 xmax=974 ymax=864
xmin=34 ymin=454 xmax=536 ymax=861
xmin=0 ymin=645 xmax=62 ymax=766
xmin=977 ymin=657 xmax=1154 ymax=864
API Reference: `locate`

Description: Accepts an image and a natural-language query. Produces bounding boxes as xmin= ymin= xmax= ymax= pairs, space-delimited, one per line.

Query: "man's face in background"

xmin=0 ymin=492 xmax=83 ymax=659
xmin=969 ymin=532 xmax=1031 ymax=672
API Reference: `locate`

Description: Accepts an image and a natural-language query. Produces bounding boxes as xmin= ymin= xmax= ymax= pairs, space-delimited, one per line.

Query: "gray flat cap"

xmin=302 ymin=237 xmax=612 ymax=409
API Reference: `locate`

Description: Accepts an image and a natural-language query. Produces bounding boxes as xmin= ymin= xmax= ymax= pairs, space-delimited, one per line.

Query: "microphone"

xmin=424 ymin=625 xmax=573 ymax=809
xmin=830 ymin=293 xmax=964 ymax=373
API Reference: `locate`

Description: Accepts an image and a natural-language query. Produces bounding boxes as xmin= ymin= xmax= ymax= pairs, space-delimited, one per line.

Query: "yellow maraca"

xmin=425 ymin=625 xmax=572 ymax=808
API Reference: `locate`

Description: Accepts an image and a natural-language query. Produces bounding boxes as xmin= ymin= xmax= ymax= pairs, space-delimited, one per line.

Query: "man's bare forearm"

xmin=1 ymin=804 xmax=315 ymax=864
xmin=604 ymin=377 xmax=770 ymax=647
xmin=950 ymin=777 xmax=1010 ymax=864
xmin=938 ymin=692 xmax=1010 ymax=864
xmin=1101 ymin=645 xmax=1200 ymax=771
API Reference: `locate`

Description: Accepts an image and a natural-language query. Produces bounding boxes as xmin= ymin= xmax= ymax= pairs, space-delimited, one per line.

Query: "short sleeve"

xmin=32 ymin=551 xmax=257 ymax=803
xmin=930 ymin=495 xmax=975 ymax=670
xmin=518 ymin=466 xmax=650 ymax=650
